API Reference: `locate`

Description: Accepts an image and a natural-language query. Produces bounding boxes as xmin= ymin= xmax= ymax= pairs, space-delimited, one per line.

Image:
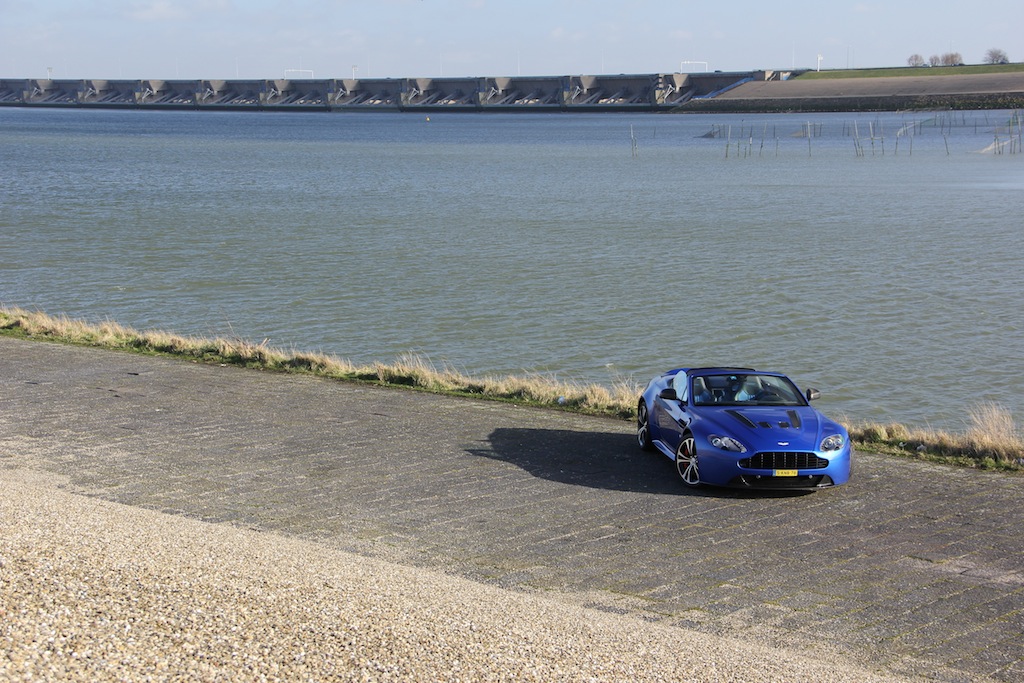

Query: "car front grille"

xmin=739 ymin=452 xmax=829 ymax=470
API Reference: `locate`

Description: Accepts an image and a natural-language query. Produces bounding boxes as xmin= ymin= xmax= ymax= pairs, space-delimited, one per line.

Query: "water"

xmin=2 ymin=106 xmax=1022 ymax=430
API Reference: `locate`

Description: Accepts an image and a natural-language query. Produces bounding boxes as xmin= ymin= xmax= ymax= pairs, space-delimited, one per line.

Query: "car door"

xmin=652 ymin=378 xmax=690 ymax=451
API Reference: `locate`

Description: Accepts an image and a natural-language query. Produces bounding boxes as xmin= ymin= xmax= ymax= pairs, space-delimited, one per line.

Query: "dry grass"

xmin=3 ymin=305 xmax=1022 ymax=467
xmin=848 ymin=402 xmax=1024 ymax=469
xmin=0 ymin=306 xmax=639 ymax=419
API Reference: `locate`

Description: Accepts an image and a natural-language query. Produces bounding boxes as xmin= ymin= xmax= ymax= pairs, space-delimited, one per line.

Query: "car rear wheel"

xmin=675 ymin=434 xmax=700 ymax=487
xmin=636 ymin=400 xmax=654 ymax=451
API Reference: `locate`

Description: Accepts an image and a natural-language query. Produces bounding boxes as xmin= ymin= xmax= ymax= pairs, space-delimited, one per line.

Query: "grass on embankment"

xmin=795 ymin=63 xmax=1024 ymax=80
xmin=2 ymin=306 xmax=1021 ymax=472
xmin=846 ymin=404 xmax=1023 ymax=472
xmin=0 ymin=306 xmax=637 ymax=418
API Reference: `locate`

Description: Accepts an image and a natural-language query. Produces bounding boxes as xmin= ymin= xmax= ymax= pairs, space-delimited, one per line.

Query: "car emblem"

xmin=778 ymin=441 xmax=790 ymax=446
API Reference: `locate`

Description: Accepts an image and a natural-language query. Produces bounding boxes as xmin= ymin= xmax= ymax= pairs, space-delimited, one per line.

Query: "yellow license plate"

xmin=774 ymin=469 xmax=799 ymax=477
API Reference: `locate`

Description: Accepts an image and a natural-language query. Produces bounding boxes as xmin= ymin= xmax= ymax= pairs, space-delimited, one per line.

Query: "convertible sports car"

xmin=637 ymin=367 xmax=851 ymax=490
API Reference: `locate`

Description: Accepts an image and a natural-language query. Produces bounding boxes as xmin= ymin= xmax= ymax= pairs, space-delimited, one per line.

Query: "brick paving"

xmin=2 ymin=336 xmax=1022 ymax=682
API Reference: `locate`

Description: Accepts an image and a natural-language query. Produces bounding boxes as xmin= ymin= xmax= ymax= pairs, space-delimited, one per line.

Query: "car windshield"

xmin=691 ymin=373 xmax=804 ymax=407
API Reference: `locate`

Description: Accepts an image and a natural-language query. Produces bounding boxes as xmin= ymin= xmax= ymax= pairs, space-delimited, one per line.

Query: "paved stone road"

xmin=2 ymin=336 xmax=1022 ymax=682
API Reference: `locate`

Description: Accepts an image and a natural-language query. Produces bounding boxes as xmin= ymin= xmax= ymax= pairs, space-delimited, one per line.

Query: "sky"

xmin=2 ymin=0 xmax=1022 ymax=81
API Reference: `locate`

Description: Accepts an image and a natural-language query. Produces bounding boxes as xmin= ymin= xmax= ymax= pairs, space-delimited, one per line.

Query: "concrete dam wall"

xmin=0 ymin=71 xmax=784 ymax=112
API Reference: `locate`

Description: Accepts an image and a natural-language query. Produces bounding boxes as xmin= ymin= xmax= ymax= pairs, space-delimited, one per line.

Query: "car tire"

xmin=636 ymin=400 xmax=654 ymax=451
xmin=675 ymin=433 xmax=700 ymax=487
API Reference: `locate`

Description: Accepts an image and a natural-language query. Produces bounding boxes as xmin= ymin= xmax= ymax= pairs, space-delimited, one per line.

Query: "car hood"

xmin=701 ymin=406 xmax=837 ymax=451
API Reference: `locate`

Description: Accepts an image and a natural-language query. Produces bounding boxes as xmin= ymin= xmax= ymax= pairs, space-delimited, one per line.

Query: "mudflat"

xmin=2 ymin=336 xmax=1022 ymax=681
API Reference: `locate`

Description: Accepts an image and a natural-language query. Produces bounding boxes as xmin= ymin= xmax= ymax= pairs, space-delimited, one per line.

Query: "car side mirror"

xmin=659 ymin=387 xmax=679 ymax=401
xmin=806 ymin=388 xmax=821 ymax=401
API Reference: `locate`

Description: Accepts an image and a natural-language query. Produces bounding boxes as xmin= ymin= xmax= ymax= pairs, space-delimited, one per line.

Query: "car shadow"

xmin=467 ymin=427 xmax=679 ymax=494
xmin=468 ymin=427 xmax=817 ymax=498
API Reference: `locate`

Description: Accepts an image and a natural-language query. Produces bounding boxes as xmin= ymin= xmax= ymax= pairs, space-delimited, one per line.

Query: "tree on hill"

xmin=985 ymin=48 xmax=1009 ymax=64
xmin=933 ymin=52 xmax=962 ymax=66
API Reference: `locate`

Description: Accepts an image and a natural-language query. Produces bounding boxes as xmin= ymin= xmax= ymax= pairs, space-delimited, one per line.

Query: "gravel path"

xmin=1 ymin=468 xmax=911 ymax=682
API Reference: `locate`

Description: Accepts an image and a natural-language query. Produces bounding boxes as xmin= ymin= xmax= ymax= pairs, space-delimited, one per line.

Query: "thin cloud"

xmin=126 ymin=1 xmax=190 ymax=21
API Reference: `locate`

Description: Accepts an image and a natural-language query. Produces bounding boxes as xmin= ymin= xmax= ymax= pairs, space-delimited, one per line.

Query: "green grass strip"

xmin=796 ymin=63 xmax=1024 ymax=80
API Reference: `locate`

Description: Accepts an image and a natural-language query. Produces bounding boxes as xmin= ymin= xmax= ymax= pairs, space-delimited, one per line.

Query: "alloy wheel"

xmin=637 ymin=401 xmax=653 ymax=450
xmin=675 ymin=434 xmax=700 ymax=487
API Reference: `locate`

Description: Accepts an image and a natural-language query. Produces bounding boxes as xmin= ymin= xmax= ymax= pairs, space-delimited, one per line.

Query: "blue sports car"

xmin=637 ymin=367 xmax=851 ymax=490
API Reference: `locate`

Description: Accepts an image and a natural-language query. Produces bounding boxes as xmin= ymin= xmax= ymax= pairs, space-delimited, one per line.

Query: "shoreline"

xmin=1 ymin=305 xmax=1021 ymax=469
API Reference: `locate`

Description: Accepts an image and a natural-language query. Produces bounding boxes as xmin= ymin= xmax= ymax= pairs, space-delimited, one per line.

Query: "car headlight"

xmin=709 ymin=435 xmax=746 ymax=452
xmin=820 ymin=434 xmax=845 ymax=451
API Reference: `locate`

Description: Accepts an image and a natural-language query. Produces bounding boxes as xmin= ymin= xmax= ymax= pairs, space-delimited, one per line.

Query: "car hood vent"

xmin=726 ymin=409 xmax=803 ymax=430
xmin=726 ymin=410 xmax=758 ymax=428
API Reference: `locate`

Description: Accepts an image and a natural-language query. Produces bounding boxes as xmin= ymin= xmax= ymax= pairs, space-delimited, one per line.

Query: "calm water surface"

xmin=2 ymin=107 xmax=1022 ymax=430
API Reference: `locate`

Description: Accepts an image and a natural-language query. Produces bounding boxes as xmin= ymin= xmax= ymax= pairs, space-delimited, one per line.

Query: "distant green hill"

xmin=797 ymin=63 xmax=1024 ymax=80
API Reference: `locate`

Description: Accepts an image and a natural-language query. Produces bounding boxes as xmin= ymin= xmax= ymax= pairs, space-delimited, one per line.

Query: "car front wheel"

xmin=675 ymin=434 xmax=700 ymax=487
xmin=637 ymin=400 xmax=654 ymax=451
